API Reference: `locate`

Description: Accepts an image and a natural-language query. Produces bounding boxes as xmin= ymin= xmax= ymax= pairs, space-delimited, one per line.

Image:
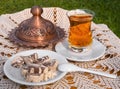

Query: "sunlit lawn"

xmin=0 ymin=0 xmax=120 ymax=38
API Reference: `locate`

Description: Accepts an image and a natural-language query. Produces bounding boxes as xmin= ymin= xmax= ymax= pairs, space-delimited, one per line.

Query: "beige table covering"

xmin=0 ymin=7 xmax=120 ymax=89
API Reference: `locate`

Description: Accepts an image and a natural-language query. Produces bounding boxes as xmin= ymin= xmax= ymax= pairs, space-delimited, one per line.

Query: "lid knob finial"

xmin=31 ymin=6 xmax=43 ymax=16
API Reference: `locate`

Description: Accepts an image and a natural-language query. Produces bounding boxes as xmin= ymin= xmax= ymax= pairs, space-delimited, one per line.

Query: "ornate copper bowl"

xmin=9 ymin=6 xmax=65 ymax=47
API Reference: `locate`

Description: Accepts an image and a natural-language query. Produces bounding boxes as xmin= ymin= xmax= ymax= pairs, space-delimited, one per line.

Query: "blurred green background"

xmin=0 ymin=0 xmax=120 ymax=38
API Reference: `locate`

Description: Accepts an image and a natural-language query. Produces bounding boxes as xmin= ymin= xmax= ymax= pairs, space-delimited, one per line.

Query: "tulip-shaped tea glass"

xmin=67 ymin=9 xmax=95 ymax=53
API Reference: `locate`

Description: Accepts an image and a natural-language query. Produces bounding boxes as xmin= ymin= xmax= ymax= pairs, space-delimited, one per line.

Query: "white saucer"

xmin=55 ymin=39 xmax=106 ymax=62
xmin=4 ymin=50 xmax=68 ymax=86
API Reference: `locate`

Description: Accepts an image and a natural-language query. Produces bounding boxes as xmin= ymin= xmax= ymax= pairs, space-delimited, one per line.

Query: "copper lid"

xmin=9 ymin=6 xmax=65 ymax=47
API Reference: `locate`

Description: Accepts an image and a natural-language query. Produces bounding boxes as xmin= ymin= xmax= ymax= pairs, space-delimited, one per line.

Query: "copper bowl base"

xmin=9 ymin=26 xmax=65 ymax=47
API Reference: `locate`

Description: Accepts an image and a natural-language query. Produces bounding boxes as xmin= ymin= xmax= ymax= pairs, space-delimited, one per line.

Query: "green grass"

xmin=0 ymin=0 xmax=120 ymax=38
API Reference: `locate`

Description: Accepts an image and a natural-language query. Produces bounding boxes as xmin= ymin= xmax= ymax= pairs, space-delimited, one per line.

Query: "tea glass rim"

xmin=67 ymin=9 xmax=95 ymax=17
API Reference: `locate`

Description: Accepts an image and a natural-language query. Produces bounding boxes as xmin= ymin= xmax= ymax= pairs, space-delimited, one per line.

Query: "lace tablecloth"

xmin=0 ymin=7 xmax=120 ymax=89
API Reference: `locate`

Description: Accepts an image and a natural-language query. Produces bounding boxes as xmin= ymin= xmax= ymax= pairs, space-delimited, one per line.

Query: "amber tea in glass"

xmin=67 ymin=9 xmax=94 ymax=52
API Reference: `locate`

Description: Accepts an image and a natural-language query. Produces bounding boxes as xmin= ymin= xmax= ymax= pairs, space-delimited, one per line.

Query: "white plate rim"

xmin=55 ymin=39 xmax=106 ymax=62
xmin=4 ymin=49 xmax=68 ymax=86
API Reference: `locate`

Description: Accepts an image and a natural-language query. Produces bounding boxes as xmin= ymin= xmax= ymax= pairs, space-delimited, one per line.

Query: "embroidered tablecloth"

xmin=0 ymin=7 xmax=120 ymax=89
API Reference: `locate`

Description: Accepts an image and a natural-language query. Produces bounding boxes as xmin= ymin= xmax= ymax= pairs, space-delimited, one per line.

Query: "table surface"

xmin=0 ymin=7 xmax=120 ymax=89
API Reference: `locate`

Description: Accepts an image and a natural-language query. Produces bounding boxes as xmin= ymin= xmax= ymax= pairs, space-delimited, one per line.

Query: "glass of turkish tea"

xmin=67 ymin=9 xmax=95 ymax=52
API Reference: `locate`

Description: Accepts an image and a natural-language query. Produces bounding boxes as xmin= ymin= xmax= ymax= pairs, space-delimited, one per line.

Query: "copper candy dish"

xmin=9 ymin=6 xmax=65 ymax=47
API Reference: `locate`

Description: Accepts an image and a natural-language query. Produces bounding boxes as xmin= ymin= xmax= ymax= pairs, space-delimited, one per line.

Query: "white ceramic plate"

xmin=55 ymin=39 xmax=106 ymax=62
xmin=4 ymin=50 xmax=68 ymax=86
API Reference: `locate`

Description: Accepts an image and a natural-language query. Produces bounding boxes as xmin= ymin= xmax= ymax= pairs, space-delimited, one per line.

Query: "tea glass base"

xmin=69 ymin=45 xmax=91 ymax=53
